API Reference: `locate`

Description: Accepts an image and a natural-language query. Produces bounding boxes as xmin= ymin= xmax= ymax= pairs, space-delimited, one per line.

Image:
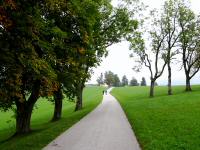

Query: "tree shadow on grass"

xmin=0 ymin=124 xmax=51 ymax=144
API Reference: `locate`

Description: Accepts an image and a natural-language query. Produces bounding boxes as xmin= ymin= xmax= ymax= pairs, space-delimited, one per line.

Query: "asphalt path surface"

xmin=43 ymin=88 xmax=141 ymax=150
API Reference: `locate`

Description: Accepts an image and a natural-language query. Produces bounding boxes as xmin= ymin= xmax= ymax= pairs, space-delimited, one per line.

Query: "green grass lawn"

xmin=112 ymin=85 xmax=200 ymax=150
xmin=0 ymin=86 xmax=104 ymax=150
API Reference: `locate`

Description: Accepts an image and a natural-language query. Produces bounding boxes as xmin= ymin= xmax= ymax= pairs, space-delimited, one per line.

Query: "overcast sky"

xmin=88 ymin=0 xmax=200 ymax=86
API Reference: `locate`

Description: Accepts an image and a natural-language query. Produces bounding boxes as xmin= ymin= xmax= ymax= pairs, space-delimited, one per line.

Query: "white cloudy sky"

xmin=88 ymin=0 xmax=200 ymax=86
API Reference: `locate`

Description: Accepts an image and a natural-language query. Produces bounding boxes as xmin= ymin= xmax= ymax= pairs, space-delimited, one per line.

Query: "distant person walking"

xmin=102 ymin=90 xmax=104 ymax=95
xmin=105 ymin=90 xmax=107 ymax=95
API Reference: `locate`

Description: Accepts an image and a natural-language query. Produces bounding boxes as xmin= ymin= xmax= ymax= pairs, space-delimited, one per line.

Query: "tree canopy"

xmin=122 ymin=75 xmax=129 ymax=86
xmin=130 ymin=77 xmax=139 ymax=86
xmin=97 ymin=73 xmax=104 ymax=86
xmin=140 ymin=77 xmax=147 ymax=86
xmin=0 ymin=0 xmax=138 ymax=134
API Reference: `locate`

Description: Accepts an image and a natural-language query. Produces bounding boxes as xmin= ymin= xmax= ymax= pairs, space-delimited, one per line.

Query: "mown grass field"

xmin=112 ymin=85 xmax=200 ymax=150
xmin=0 ymin=86 xmax=104 ymax=150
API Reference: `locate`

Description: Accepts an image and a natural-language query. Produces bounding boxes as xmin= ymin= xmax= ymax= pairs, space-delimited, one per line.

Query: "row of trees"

xmin=1 ymin=0 xmax=199 ymax=136
xmin=130 ymin=0 xmax=200 ymax=97
xmin=0 ymin=0 xmax=137 ymax=134
xmin=97 ymin=71 xmax=147 ymax=87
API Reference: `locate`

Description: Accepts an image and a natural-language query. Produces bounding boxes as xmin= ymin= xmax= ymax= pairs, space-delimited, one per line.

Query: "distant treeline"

xmin=96 ymin=71 xmax=152 ymax=87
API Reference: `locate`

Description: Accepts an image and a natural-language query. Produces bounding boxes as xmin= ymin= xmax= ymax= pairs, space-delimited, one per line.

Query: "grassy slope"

xmin=0 ymin=86 xmax=104 ymax=150
xmin=112 ymin=85 xmax=200 ymax=150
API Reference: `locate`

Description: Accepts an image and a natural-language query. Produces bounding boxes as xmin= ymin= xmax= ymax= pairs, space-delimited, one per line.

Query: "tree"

xmin=71 ymin=0 xmax=138 ymax=111
xmin=0 ymin=0 xmax=139 ymax=134
xmin=130 ymin=77 xmax=139 ymax=86
xmin=161 ymin=0 xmax=180 ymax=95
xmin=43 ymin=1 xmax=71 ymax=121
xmin=52 ymin=86 xmax=63 ymax=121
xmin=40 ymin=0 xmax=86 ymax=119
xmin=0 ymin=0 xmax=58 ymax=134
xmin=178 ymin=2 xmax=200 ymax=91
xmin=140 ymin=77 xmax=147 ymax=86
xmin=97 ymin=73 xmax=104 ymax=86
xmin=129 ymin=10 xmax=167 ymax=97
xmin=104 ymin=71 xmax=122 ymax=87
xmin=122 ymin=75 xmax=129 ymax=86
xmin=104 ymin=71 xmax=115 ymax=87
xmin=44 ymin=0 xmax=137 ymax=112
xmin=113 ymin=74 xmax=121 ymax=87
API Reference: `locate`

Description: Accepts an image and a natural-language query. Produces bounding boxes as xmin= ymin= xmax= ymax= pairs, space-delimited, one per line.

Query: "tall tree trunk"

xmin=75 ymin=83 xmax=84 ymax=111
xmin=149 ymin=80 xmax=155 ymax=97
xmin=15 ymin=102 xmax=34 ymax=134
xmin=185 ymin=75 xmax=192 ymax=91
xmin=52 ymin=87 xmax=63 ymax=121
xmin=15 ymin=80 xmax=40 ymax=135
xmin=167 ymin=62 xmax=172 ymax=95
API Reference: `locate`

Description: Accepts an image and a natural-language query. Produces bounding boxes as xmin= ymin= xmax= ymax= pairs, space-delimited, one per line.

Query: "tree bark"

xmin=75 ymin=83 xmax=84 ymax=111
xmin=52 ymin=87 xmax=63 ymax=121
xmin=15 ymin=80 xmax=40 ymax=134
xmin=15 ymin=102 xmax=34 ymax=134
xmin=185 ymin=76 xmax=192 ymax=91
xmin=149 ymin=80 xmax=155 ymax=97
xmin=167 ymin=62 xmax=172 ymax=95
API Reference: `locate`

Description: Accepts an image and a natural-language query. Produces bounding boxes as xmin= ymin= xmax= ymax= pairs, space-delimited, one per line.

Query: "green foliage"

xmin=129 ymin=77 xmax=139 ymax=86
xmin=140 ymin=77 xmax=146 ymax=86
xmin=129 ymin=9 xmax=167 ymax=81
xmin=0 ymin=0 xmax=138 ymax=107
xmin=0 ymin=0 xmax=138 ymax=134
xmin=122 ymin=75 xmax=129 ymax=86
xmin=177 ymin=0 xmax=200 ymax=88
xmin=104 ymin=71 xmax=115 ymax=86
xmin=0 ymin=0 xmax=58 ymax=111
xmin=104 ymin=71 xmax=121 ymax=87
xmin=113 ymin=74 xmax=121 ymax=87
xmin=97 ymin=73 xmax=104 ymax=86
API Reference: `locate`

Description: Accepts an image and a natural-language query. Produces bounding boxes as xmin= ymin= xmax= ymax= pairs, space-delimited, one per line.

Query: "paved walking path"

xmin=43 ymin=88 xmax=141 ymax=150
